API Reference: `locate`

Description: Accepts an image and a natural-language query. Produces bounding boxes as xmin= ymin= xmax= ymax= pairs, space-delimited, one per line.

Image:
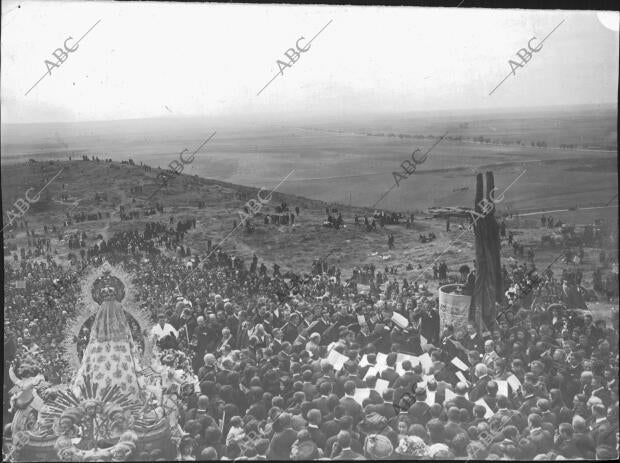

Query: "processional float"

xmin=7 ymin=263 xmax=199 ymax=462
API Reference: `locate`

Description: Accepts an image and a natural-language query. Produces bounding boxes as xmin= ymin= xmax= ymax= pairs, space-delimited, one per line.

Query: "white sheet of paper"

xmin=395 ymin=362 xmax=405 ymax=376
xmin=418 ymin=353 xmax=433 ymax=373
xmin=357 ymin=315 xmax=367 ymax=326
xmin=326 ymin=349 xmax=348 ymax=371
xmin=475 ymin=398 xmax=494 ymax=419
xmin=353 ymin=388 xmax=371 ymax=405
xmin=456 ymin=371 xmax=469 ymax=384
xmin=417 ymin=374 xmax=434 ymax=391
xmin=506 ymin=374 xmax=522 ymax=392
xmin=391 ymin=311 xmax=409 ymax=328
xmin=375 ymin=379 xmax=390 ymax=395
xmin=376 ymin=364 xmax=389 ymax=373
xmin=364 ymin=366 xmax=379 ymax=381
xmin=445 ymin=388 xmax=456 ymax=402
xmin=360 ymin=355 xmax=369 ymax=368
xmin=425 ymin=390 xmax=436 ymax=405
xmin=497 ymin=380 xmax=509 ymax=397
xmin=396 ymin=353 xmax=419 ymax=366
xmin=375 ymin=352 xmax=389 ymax=372
xmin=451 ymin=357 xmax=469 ymax=371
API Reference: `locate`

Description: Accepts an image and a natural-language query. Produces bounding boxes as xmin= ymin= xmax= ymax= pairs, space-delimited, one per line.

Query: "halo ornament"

xmin=62 ymin=262 xmax=154 ymax=372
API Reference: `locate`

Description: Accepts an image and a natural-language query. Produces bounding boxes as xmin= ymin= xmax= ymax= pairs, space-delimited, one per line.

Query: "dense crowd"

xmin=3 ymin=215 xmax=619 ymax=461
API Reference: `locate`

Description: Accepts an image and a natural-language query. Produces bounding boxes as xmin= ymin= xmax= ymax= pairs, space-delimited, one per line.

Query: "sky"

xmin=1 ymin=1 xmax=618 ymax=124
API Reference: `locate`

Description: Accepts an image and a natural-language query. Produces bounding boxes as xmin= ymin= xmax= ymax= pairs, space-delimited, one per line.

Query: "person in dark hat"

xmin=305 ymin=408 xmax=327 ymax=452
xmin=268 ymin=412 xmax=297 ymax=460
xmin=332 ymin=430 xmax=365 ymax=460
xmin=407 ymin=387 xmax=431 ymax=426
xmin=419 ymin=301 xmax=440 ymax=346
xmin=380 ymin=353 xmax=399 ymax=386
xmin=339 ymin=381 xmax=364 ymax=426
xmin=312 ymin=382 xmax=333 ymax=418
xmin=201 ymin=426 xmax=224 ymax=458
xmin=252 ymin=438 xmax=269 ymax=460
xmin=292 ymin=437 xmax=319 ymax=460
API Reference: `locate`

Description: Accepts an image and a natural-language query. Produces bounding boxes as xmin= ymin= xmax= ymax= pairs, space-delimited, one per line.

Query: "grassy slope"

xmin=3 ymin=160 xmax=617 ymax=324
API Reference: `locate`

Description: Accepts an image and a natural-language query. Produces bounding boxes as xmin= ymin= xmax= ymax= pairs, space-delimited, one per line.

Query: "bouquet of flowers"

xmin=395 ymin=435 xmax=429 ymax=458
xmin=159 ymin=349 xmax=192 ymax=375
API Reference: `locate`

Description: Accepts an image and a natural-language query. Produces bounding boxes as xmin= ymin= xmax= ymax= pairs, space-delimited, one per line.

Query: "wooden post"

xmin=471 ymin=172 xmax=503 ymax=332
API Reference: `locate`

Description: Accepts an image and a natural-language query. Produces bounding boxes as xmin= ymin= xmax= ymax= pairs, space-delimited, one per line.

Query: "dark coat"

xmin=268 ymin=428 xmax=297 ymax=460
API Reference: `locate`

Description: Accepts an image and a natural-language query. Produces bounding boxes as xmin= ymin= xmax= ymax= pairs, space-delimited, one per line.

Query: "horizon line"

xmin=1 ymin=101 xmax=616 ymax=127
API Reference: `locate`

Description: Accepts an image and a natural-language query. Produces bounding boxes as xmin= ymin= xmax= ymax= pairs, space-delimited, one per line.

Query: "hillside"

xmin=2 ymin=159 xmax=449 ymax=277
xmin=2 ymin=159 xmax=618 ymax=325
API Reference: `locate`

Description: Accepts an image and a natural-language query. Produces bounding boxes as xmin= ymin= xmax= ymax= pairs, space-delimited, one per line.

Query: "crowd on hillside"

xmin=3 ymin=215 xmax=619 ymax=461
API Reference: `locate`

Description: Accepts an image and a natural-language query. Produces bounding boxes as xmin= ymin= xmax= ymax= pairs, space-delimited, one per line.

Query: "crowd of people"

xmin=3 ymin=213 xmax=619 ymax=461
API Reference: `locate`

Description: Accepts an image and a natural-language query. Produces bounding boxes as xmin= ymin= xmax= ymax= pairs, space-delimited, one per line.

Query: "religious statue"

xmin=8 ymin=263 xmax=175 ymax=462
xmin=72 ymin=269 xmax=143 ymax=399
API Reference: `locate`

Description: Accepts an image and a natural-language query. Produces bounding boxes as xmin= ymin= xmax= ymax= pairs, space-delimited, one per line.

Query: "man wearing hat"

xmin=419 ymin=301 xmax=440 ymax=346
xmin=407 ymin=387 xmax=432 ymax=426
xmin=370 ymin=323 xmax=392 ymax=354
xmin=306 ymin=409 xmax=327 ymax=451
xmin=282 ymin=312 xmax=302 ymax=344
xmin=292 ymin=438 xmax=319 ymax=460
xmin=315 ymin=363 xmax=336 ymax=391
xmin=337 ymin=362 xmax=366 ymax=394
xmin=380 ymin=353 xmax=399 ymax=386
xmin=393 ymin=361 xmax=421 ymax=391
xmin=268 ymin=412 xmax=297 ymax=460
xmin=213 ymin=294 xmax=224 ymax=313
xmin=333 ymin=430 xmax=365 ymax=460
xmin=307 ymin=307 xmax=330 ymax=336
xmin=339 ymin=381 xmax=364 ymax=426
xmin=173 ymin=304 xmax=197 ymax=338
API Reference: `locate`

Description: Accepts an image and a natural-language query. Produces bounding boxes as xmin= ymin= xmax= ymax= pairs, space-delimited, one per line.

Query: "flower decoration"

xmin=395 ymin=435 xmax=429 ymax=457
xmin=158 ymin=349 xmax=193 ymax=375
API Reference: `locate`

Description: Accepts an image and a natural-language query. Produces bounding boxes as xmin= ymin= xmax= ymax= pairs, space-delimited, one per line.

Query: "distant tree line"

xmin=301 ymin=126 xmax=615 ymax=152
